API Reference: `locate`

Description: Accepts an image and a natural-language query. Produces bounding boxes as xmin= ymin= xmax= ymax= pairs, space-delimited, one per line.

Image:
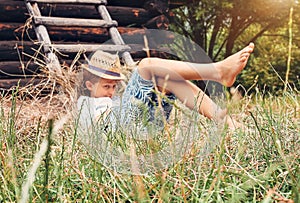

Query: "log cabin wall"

xmin=0 ymin=0 xmax=185 ymax=90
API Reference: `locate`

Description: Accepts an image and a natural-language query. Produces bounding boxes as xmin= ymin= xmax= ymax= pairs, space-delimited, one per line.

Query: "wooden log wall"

xmin=0 ymin=0 xmax=185 ymax=90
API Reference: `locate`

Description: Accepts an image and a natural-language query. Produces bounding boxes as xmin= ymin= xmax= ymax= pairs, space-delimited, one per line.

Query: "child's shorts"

xmin=120 ymin=68 xmax=176 ymax=127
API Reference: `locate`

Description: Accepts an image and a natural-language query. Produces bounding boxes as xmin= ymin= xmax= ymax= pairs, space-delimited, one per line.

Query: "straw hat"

xmin=83 ymin=50 xmax=125 ymax=80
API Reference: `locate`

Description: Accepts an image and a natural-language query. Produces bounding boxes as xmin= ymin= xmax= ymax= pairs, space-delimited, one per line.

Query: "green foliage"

xmin=237 ymin=25 xmax=300 ymax=93
xmin=170 ymin=0 xmax=300 ymax=92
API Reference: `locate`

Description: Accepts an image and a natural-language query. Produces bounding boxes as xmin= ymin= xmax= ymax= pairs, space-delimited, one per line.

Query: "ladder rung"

xmin=26 ymin=0 xmax=107 ymax=5
xmin=34 ymin=16 xmax=117 ymax=27
xmin=50 ymin=44 xmax=131 ymax=53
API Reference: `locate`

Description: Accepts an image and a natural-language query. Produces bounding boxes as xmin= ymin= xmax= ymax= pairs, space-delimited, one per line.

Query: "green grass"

xmin=0 ymin=88 xmax=299 ymax=203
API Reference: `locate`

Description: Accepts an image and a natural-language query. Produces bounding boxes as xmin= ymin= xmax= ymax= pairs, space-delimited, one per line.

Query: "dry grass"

xmin=0 ymin=54 xmax=299 ymax=202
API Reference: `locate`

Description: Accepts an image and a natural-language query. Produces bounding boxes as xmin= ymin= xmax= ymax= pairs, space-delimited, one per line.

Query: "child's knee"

xmin=138 ymin=58 xmax=158 ymax=80
xmin=138 ymin=57 xmax=159 ymax=69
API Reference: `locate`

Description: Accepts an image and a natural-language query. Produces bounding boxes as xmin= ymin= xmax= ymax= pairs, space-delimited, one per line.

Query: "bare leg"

xmin=155 ymin=78 xmax=225 ymax=120
xmin=137 ymin=43 xmax=254 ymax=128
xmin=157 ymin=77 xmax=239 ymax=129
xmin=138 ymin=43 xmax=254 ymax=87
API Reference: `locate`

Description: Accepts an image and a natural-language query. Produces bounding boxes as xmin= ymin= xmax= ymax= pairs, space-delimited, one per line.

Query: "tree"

xmin=169 ymin=0 xmax=300 ymax=92
xmin=237 ymin=1 xmax=300 ymax=93
xmin=170 ymin=0 xmax=294 ymax=60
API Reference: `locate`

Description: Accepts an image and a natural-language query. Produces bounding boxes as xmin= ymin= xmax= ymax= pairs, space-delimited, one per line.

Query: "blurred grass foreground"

xmin=0 ymin=67 xmax=299 ymax=203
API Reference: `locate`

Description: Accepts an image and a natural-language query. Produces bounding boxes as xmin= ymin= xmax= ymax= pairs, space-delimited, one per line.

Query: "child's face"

xmin=86 ymin=78 xmax=119 ymax=98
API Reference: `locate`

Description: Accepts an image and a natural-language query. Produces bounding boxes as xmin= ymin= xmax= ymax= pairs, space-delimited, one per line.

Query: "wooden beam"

xmin=0 ymin=1 xmax=155 ymax=26
xmin=0 ymin=78 xmax=43 ymax=90
xmin=10 ymin=0 xmax=186 ymax=8
xmin=51 ymin=44 xmax=131 ymax=53
xmin=0 ymin=23 xmax=27 ymax=41
xmin=106 ymin=6 xmax=152 ymax=26
xmin=107 ymin=0 xmax=186 ymax=8
xmin=14 ymin=0 xmax=146 ymax=6
xmin=0 ymin=61 xmax=40 ymax=76
xmin=0 ymin=26 xmax=176 ymax=60
xmin=26 ymin=1 xmax=61 ymax=70
xmin=33 ymin=16 xmax=117 ymax=27
xmin=0 ymin=22 xmax=147 ymax=42
xmin=0 ymin=40 xmax=132 ymax=61
xmin=39 ymin=5 xmax=154 ymax=26
xmin=144 ymin=15 xmax=169 ymax=29
xmin=0 ymin=40 xmax=40 ymax=61
xmin=26 ymin=0 xmax=107 ymax=4
xmin=144 ymin=0 xmax=169 ymax=14
xmin=97 ymin=5 xmax=134 ymax=66
xmin=0 ymin=1 xmax=28 ymax=23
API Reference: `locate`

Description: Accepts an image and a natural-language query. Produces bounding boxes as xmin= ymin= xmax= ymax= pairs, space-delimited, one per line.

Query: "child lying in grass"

xmin=77 ymin=43 xmax=254 ymax=132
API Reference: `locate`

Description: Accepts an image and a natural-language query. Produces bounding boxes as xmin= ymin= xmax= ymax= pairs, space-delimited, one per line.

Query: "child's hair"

xmin=81 ymin=68 xmax=101 ymax=96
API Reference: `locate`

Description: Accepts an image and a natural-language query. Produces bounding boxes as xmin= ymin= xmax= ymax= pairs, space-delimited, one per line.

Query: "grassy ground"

xmin=0 ymin=77 xmax=299 ymax=202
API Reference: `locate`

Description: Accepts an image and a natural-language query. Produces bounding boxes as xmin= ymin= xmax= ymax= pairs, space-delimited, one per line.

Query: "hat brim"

xmin=82 ymin=64 xmax=126 ymax=80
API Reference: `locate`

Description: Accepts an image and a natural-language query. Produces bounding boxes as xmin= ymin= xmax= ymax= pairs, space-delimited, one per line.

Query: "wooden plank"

xmin=14 ymin=0 xmax=147 ymax=7
xmin=39 ymin=5 xmax=154 ymax=26
xmin=106 ymin=0 xmax=162 ymax=8
xmin=144 ymin=15 xmax=169 ymax=29
xmin=0 ymin=40 xmax=128 ymax=61
xmin=33 ymin=16 xmax=118 ymax=27
xmin=51 ymin=44 xmax=131 ymax=53
xmin=26 ymin=0 xmax=107 ymax=4
xmin=0 ymin=1 xmax=28 ymax=23
xmin=0 ymin=61 xmax=40 ymax=76
xmin=130 ymin=49 xmax=180 ymax=61
xmin=0 ymin=22 xmax=144 ymax=42
xmin=0 ymin=2 xmax=153 ymax=26
xmin=97 ymin=5 xmax=135 ymax=66
xmin=26 ymin=2 xmax=61 ymax=70
xmin=0 ymin=26 xmax=176 ymax=59
xmin=0 ymin=78 xmax=42 ymax=88
xmin=107 ymin=0 xmax=187 ymax=8
xmin=6 ymin=0 xmax=185 ymax=11
xmin=0 ymin=40 xmax=40 ymax=61
xmin=144 ymin=0 xmax=169 ymax=14
xmin=0 ymin=23 xmax=27 ymax=41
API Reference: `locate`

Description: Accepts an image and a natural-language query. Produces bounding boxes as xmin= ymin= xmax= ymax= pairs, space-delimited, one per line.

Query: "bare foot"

xmin=224 ymin=115 xmax=244 ymax=130
xmin=214 ymin=109 xmax=245 ymax=130
xmin=216 ymin=43 xmax=254 ymax=87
